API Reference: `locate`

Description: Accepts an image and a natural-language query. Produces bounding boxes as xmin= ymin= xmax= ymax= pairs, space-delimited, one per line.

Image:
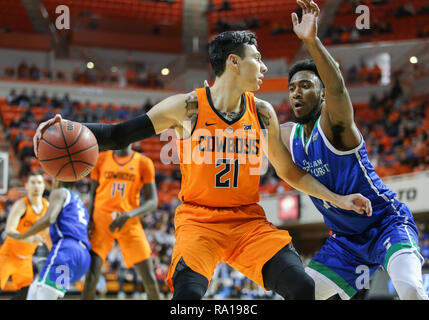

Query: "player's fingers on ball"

xmin=297 ymin=0 xmax=306 ymax=11
xmin=302 ymin=0 xmax=312 ymax=12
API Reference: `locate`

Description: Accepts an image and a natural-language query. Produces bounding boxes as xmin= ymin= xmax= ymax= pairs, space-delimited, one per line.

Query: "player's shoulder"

xmin=279 ymin=121 xmax=296 ymax=146
xmin=135 ymin=152 xmax=154 ymax=165
xmin=97 ymin=150 xmax=110 ymax=162
xmin=167 ymin=91 xmax=198 ymax=108
xmin=254 ymin=97 xmax=274 ymax=111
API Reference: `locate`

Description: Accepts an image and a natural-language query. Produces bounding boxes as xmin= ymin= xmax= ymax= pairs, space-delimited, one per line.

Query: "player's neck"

xmin=303 ymin=118 xmax=317 ymax=141
xmin=28 ymin=195 xmax=43 ymax=208
xmin=114 ymin=150 xmax=131 ymax=157
xmin=210 ymin=78 xmax=244 ymax=114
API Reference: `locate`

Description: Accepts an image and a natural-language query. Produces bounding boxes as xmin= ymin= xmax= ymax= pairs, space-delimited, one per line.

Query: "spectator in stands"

xmin=349 ymin=28 xmax=360 ymax=42
xmin=5 ymin=66 xmax=15 ymax=78
xmin=93 ymin=103 xmax=104 ymax=122
xmin=16 ymin=89 xmax=30 ymax=107
xmin=29 ymin=89 xmax=41 ymax=107
xmin=104 ymin=103 xmax=115 ymax=122
xmin=206 ymin=0 xmax=216 ymax=13
xmin=6 ymin=89 xmax=17 ymax=105
xmin=347 ymin=64 xmax=358 ymax=83
xmin=125 ymin=67 xmax=137 ymax=86
xmin=81 ymin=100 xmax=92 ymax=122
xmin=245 ymin=16 xmax=260 ymax=29
xmin=17 ymin=60 xmax=28 ymax=79
xmin=117 ymin=105 xmax=129 ymax=120
xmin=60 ymin=93 xmax=74 ymax=118
xmin=39 ymin=90 xmax=49 ymax=108
xmin=418 ymin=3 xmax=429 ymax=14
xmin=72 ymin=67 xmax=82 ymax=83
xmin=49 ymin=93 xmax=62 ymax=109
xmin=369 ymin=64 xmax=382 ymax=84
xmin=358 ymin=63 xmax=370 ymax=82
xmin=218 ymin=0 xmax=231 ymax=11
xmin=395 ymin=2 xmax=415 ymax=17
xmin=29 ymin=64 xmax=41 ymax=80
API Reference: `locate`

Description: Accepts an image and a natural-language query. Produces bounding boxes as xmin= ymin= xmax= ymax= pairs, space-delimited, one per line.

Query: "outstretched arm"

xmin=256 ymin=98 xmax=371 ymax=215
xmin=292 ymin=0 xmax=361 ymax=148
xmin=33 ymin=93 xmax=196 ymax=156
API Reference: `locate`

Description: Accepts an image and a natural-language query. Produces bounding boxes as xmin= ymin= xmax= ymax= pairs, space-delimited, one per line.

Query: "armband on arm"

xmin=83 ymin=114 xmax=156 ymax=151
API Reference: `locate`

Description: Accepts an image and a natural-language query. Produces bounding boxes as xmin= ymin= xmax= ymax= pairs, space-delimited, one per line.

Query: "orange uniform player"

xmin=168 ymin=87 xmax=292 ymax=290
xmin=81 ymin=145 xmax=160 ymax=300
xmin=0 ymin=172 xmax=49 ymax=299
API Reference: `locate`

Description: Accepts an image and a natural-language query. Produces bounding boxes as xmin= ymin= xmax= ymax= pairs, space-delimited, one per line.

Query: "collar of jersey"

xmin=205 ymin=86 xmax=247 ymax=125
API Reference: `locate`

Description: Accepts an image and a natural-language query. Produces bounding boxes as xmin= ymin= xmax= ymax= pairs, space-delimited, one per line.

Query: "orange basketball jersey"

xmin=91 ymin=150 xmax=155 ymax=213
xmin=1 ymin=197 xmax=49 ymax=257
xmin=177 ymin=87 xmax=264 ymax=207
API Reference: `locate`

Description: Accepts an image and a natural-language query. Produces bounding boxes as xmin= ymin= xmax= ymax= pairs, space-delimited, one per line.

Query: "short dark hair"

xmin=26 ymin=171 xmax=44 ymax=182
xmin=208 ymin=30 xmax=257 ymax=77
xmin=288 ymin=59 xmax=324 ymax=88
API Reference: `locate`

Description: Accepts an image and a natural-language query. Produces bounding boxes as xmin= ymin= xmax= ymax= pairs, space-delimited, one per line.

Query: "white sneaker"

xmin=117 ymin=291 xmax=126 ymax=300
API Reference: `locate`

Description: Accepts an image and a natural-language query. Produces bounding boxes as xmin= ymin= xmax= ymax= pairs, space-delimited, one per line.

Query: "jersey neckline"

xmin=112 ymin=151 xmax=135 ymax=167
xmin=205 ymin=86 xmax=247 ymax=125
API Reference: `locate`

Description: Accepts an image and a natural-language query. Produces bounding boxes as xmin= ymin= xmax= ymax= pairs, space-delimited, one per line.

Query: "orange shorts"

xmin=0 ymin=251 xmax=33 ymax=291
xmin=166 ymin=203 xmax=292 ymax=293
xmin=90 ymin=208 xmax=152 ymax=269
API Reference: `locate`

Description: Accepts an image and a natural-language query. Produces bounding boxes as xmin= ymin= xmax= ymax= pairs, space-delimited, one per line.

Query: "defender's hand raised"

xmin=292 ymin=0 xmax=320 ymax=42
xmin=33 ymin=114 xmax=63 ymax=157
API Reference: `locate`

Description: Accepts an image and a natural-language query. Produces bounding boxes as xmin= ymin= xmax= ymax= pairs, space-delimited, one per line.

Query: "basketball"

xmin=37 ymin=120 xmax=99 ymax=181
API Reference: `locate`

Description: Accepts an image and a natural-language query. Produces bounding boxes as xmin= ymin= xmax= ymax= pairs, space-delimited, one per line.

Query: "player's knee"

xmin=171 ymin=259 xmax=208 ymax=300
xmin=172 ymin=283 xmax=206 ymax=300
xmin=275 ymin=267 xmax=315 ymax=300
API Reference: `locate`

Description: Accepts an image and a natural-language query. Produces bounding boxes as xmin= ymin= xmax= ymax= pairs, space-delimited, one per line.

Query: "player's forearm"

xmin=20 ymin=218 xmax=51 ymax=238
xmin=83 ymin=114 xmax=156 ymax=151
xmin=279 ymin=168 xmax=341 ymax=205
xmin=126 ymin=198 xmax=158 ymax=218
xmin=303 ymin=37 xmax=346 ymax=94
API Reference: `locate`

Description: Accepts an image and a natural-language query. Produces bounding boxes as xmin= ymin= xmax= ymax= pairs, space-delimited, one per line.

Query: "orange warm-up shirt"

xmin=1 ymin=197 xmax=49 ymax=257
xmin=91 ymin=150 xmax=155 ymax=213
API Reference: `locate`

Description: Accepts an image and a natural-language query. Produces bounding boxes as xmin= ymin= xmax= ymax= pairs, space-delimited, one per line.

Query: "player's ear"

xmin=227 ymin=54 xmax=240 ymax=69
xmin=320 ymin=88 xmax=326 ymax=103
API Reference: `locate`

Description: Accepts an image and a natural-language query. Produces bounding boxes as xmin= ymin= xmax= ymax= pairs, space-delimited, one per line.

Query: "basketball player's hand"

xmin=292 ymin=0 xmax=320 ymax=42
xmin=335 ymin=194 xmax=373 ymax=216
xmin=109 ymin=212 xmax=129 ymax=233
xmin=33 ymin=113 xmax=62 ymax=157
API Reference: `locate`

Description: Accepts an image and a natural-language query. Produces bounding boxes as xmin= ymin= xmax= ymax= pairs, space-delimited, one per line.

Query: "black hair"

xmin=26 ymin=171 xmax=44 ymax=182
xmin=288 ymin=59 xmax=324 ymax=88
xmin=208 ymin=30 xmax=257 ymax=77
